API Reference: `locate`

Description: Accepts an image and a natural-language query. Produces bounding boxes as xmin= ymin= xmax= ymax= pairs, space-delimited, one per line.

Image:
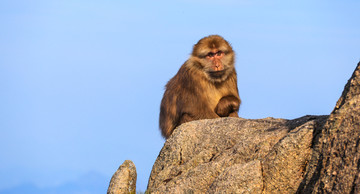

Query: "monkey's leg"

xmin=178 ymin=113 xmax=195 ymax=126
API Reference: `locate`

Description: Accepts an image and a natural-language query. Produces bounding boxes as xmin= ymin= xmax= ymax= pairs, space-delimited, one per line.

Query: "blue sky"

xmin=0 ymin=0 xmax=359 ymax=193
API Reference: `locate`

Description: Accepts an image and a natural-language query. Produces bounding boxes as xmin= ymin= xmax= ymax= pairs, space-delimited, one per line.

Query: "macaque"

xmin=159 ymin=35 xmax=241 ymax=139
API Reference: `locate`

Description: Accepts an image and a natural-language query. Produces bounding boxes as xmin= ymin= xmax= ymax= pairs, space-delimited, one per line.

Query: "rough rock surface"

xmin=146 ymin=62 xmax=360 ymax=193
xmin=147 ymin=115 xmax=328 ymax=193
xmin=107 ymin=160 xmax=137 ymax=194
xmin=106 ymin=62 xmax=360 ymax=193
xmin=299 ymin=62 xmax=360 ymax=193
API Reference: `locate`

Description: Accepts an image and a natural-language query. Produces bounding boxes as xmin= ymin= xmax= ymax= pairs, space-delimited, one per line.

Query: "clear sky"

xmin=0 ymin=0 xmax=359 ymax=193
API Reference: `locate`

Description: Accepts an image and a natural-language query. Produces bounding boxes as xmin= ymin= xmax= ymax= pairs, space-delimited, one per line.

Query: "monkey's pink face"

xmin=197 ymin=48 xmax=234 ymax=83
xmin=191 ymin=35 xmax=235 ymax=82
xmin=205 ymin=49 xmax=225 ymax=71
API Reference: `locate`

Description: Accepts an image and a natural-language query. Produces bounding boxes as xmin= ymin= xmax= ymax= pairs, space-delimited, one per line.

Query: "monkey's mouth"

xmin=208 ymin=70 xmax=225 ymax=78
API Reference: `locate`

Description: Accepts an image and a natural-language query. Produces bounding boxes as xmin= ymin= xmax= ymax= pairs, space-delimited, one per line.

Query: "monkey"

xmin=159 ymin=35 xmax=241 ymax=139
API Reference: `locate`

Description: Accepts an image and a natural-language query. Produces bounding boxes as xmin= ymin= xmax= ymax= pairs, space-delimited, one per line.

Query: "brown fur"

xmin=159 ymin=35 xmax=241 ymax=138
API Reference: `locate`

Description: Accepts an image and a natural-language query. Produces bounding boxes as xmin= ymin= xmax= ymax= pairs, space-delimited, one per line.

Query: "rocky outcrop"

xmin=145 ymin=62 xmax=360 ymax=193
xmin=107 ymin=62 xmax=360 ymax=193
xmin=146 ymin=115 xmax=328 ymax=193
xmin=299 ymin=62 xmax=360 ymax=193
xmin=107 ymin=160 xmax=137 ymax=194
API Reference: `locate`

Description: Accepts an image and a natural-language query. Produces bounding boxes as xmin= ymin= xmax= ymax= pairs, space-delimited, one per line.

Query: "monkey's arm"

xmin=215 ymin=95 xmax=241 ymax=117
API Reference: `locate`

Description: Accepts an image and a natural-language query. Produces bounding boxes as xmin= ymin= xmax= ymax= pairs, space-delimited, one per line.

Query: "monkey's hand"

xmin=215 ymin=95 xmax=240 ymax=117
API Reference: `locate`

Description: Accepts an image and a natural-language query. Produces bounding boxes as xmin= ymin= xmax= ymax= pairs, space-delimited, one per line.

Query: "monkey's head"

xmin=191 ymin=35 xmax=235 ymax=83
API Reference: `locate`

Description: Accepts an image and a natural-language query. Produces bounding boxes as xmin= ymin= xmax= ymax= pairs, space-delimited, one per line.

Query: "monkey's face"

xmin=192 ymin=35 xmax=235 ymax=83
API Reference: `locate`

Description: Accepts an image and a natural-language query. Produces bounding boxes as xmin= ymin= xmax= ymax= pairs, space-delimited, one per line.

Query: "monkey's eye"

xmin=206 ymin=51 xmax=224 ymax=58
xmin=207 ymin=52 xmax=215 ymax=57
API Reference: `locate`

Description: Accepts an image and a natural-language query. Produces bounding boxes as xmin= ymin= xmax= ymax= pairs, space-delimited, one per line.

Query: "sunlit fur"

xmin=159 ymin=35 xmax=241 ymax=139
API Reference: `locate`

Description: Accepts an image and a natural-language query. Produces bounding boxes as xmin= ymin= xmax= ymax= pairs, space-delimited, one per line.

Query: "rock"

xmin=298 ymin=62 xmax=360 ymax=193
xmin=207 ymin=160 xmax=263 ymax=193
xmin=102 ymin=62 xmax=360 ymax=193
xmin=262 ymin=119 xmax=322 ymax=193
xmin=107 ymin=160 xmax=137 ymax=194
xmin=146 ymin=62 xmax=360 ymax=193
xmin=146 ymin=115 xmax=328 ymax=193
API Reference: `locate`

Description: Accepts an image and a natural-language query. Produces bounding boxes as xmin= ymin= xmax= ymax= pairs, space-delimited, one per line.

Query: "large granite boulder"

xmin=146 ymin=115 xmax=328 ymax=193
xmin=146 ymin=62 xmax=360 ymax=193
xmin=107 ymin=62 xmax=360 ymax=193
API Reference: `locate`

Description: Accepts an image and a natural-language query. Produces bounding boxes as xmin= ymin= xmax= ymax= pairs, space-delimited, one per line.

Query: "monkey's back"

xmin=159 ymin=61 xmax=204 ymax=138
